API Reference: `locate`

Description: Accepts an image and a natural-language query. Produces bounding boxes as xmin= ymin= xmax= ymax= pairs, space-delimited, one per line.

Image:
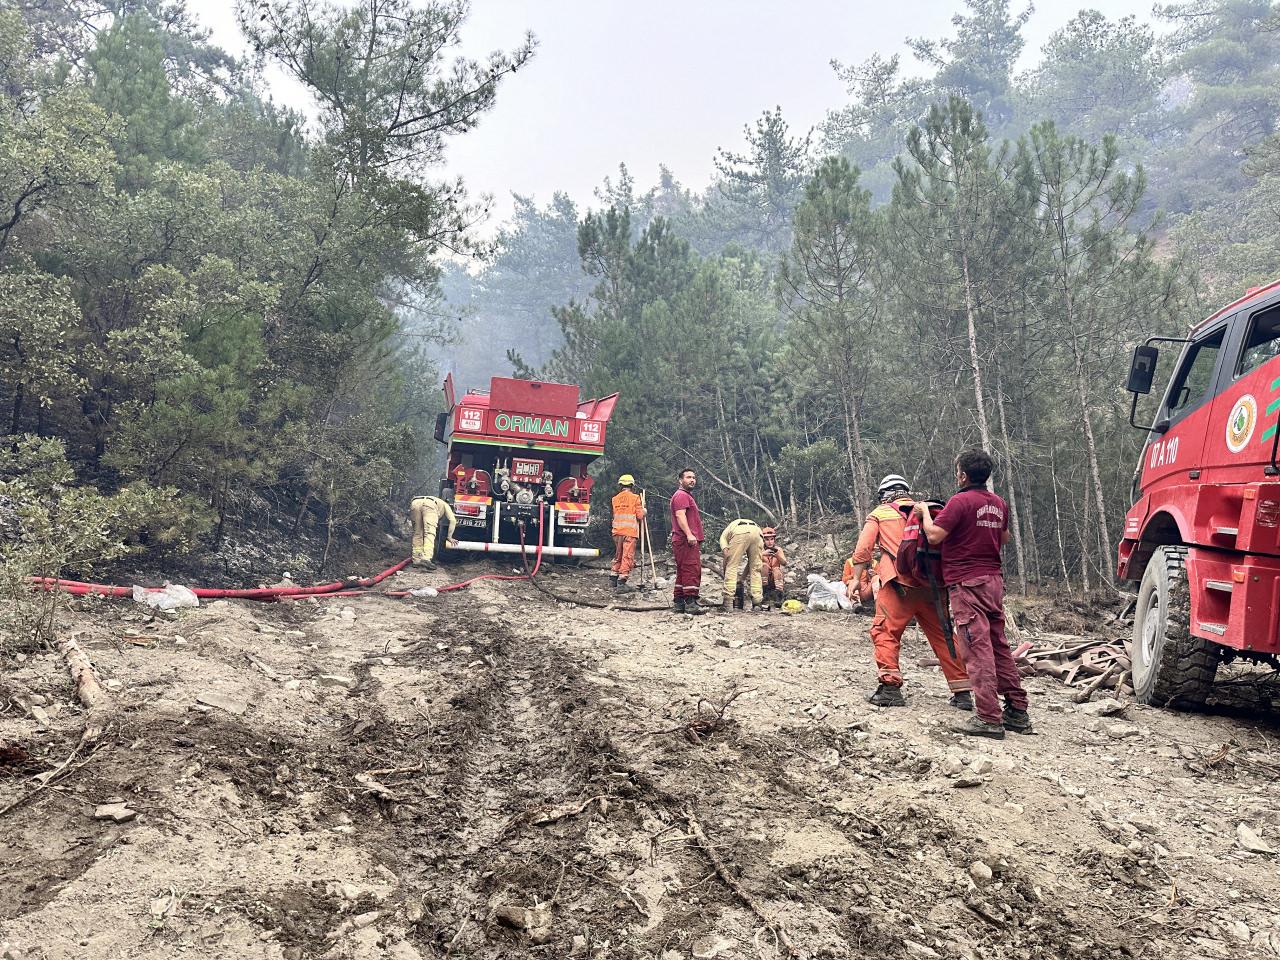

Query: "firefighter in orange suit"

xmin=842 ymin=553 xmax=873 ymax=608
xmin=850 ymin=474 xmax=972 ymax=710
xmin=760 ymin=527 xmax=786 ymax=605
xmin=610 ymin=475 xmax=645 ymax=590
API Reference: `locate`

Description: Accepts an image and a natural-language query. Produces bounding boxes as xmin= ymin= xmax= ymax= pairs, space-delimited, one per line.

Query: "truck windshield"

xmin=1164 ymin=327 xmax=1225 ymax=421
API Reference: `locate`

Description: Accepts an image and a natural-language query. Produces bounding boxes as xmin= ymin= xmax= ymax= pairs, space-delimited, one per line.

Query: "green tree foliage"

xmin=0 ymin=0 xmax=527 ymax=590
xmin=704 ymin=107 xmax=811 ymax=258
xmin=907 ymin=0 xmax=1033 ymax=130
xmin=779 ymin=157 xmax=881 ymax=512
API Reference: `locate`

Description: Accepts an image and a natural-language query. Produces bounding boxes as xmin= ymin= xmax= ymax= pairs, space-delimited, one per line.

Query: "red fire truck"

xmin=434 ymin=374 xmax=618 ymax=558
xmin=1121 ymin=280 xmax=1280 ymax=706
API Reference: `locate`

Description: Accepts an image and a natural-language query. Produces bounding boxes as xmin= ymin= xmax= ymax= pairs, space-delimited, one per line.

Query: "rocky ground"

xmin=2 ymin=557 xmax=1280 ymax=960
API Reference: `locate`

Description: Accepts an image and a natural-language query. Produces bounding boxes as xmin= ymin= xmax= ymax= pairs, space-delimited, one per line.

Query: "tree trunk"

xmin=1049 ymin=442 xmax=1071 ymax=586
xmin=1067 ymin=327 xmax=1116 ymax=581
xmin=960 ymin=250 xmax=995 ymax=457
xmin=10 ymin=381 xmax=22 ymax=434
xmin=992 ymin=360 xmax=1027 ymax=595
xmin=838 ymin=373 xmax=871 ymax=514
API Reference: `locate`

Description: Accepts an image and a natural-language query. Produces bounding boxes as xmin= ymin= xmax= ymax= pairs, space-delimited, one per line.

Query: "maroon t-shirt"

xmin=670 ymin=489 xmax=704 ymax=542
xmin=934 ymin=487 xmax=1008 ymax=585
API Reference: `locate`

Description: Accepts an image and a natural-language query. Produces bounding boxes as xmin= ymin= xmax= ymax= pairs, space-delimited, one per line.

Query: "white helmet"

xmin=877 ymin=474 xmax=909 ymax=498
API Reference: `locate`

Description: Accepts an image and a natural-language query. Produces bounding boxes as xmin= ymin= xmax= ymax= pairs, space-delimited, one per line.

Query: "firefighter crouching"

xmin=850 ymin=474 xmax=972 ymax=710
xmin=610 ymin=474 xmax=645 ymax=591
xmin=410 ymin=495 xmax=458 ymax=569
xmin=720 ymin=518 xmax=765 ymax=611
xmin=760 ymin=527 xmax=786 ymax=606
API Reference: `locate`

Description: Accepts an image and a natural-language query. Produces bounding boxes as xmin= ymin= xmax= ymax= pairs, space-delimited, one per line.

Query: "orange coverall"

xmin=851 ymin=498 xmax=970 ymax=692
xmin=762 ymin=545 xmax=786 ymax=594
xmin=611 ymin=489 xmax=644 ymax=582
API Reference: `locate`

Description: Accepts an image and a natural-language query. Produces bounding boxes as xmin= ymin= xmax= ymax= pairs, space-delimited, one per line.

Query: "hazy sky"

xmin=199 ymin=1 xmax=1159 ymax=231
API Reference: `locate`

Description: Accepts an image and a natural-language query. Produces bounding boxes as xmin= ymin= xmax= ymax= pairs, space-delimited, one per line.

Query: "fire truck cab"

xmin=435 ymin=374 xmax=618 ymax=558
xmin=1121 ymin=279 xmax=1280 ymax=705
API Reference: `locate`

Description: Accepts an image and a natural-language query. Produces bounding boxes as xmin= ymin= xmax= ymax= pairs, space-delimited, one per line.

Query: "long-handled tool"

xmin=641 ymin=490 xmax=659 ymax=589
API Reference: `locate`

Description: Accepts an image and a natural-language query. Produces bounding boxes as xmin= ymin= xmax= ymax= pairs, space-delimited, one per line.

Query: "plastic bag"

xmin=806 ymin=573 xmax=852 ymax=612
xmin=409 ymin=586 xmax=439 ymax=598
xmin=132 ymin=584 xmax=200 ymax=610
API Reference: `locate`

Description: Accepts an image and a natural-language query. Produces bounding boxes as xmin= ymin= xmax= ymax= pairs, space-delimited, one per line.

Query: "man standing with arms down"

xmin=916 ymin=449 xmax=1032 ymax=739
xmin=670 ymin=468 xmax=705 ymax=615
xmin=610 ymin=474 xmax=645 ymax=591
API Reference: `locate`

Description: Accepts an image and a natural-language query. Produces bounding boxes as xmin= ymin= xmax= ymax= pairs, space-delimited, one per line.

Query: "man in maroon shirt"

xmin=916 ymin=448 xmax=1032 ymax=739
xmin=669 ymin=468 xmax=705 ymax=615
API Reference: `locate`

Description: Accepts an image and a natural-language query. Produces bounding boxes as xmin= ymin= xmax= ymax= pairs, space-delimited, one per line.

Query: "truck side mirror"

xmin=434 ymin=411 xmax=448 ymax=443
xmin=1126 ymin=345 xmax=1159 ymax=395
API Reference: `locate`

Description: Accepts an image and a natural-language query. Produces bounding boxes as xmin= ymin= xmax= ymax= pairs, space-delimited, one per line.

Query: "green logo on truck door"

xmin=493 ymin=413 xmax=570 ymax=438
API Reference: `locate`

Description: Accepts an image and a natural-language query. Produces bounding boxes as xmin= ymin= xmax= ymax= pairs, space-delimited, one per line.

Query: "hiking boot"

xmin=422 ymin=560 xmax=437 ymax=571
xmin=868 ymin=683 xmax=906 ymax=707
xmin=949 ymin=691 xmax=974 ymax=712
xmin=1002 ymin=705 xmax=1034 ymax=735
xmin=614 ymin=578 xmax=628 ymax=592
xmin=685 ymin=600 xmax=706 ymax=616
xmin=609 ymin=573 xmax=619 ymax=588
xmin=671 ymin=597 xmax=686 ymax=614
xmin=952 ymin=715 xmax=1006 ymax=740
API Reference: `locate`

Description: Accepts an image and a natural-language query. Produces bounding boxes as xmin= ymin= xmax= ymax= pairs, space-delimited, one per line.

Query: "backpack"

xmin=895 ymin=499 xmax=945 ymax=588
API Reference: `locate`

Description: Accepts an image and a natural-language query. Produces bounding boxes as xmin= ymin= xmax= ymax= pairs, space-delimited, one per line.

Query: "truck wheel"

xmin=1131 ymin=546 xmax=1217 ymax=707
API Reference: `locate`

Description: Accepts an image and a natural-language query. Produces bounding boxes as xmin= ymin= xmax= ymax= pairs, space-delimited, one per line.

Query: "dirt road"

xmin=3 ymin=561 xmax=1279 ymax=959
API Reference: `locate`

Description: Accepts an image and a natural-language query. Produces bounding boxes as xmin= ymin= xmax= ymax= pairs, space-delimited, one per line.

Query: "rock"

xmin=318 ymin=675 xmax=357 ymax=690
xmin=104 ymin=679 xmax=123 ymax=691
xmin=570 ymin=934 xmax=589 ymax=956
xmin=968 ymin=756 xmax=994 ymax=776
xmin=1129 ymin=816 xmax=1159 ymax=835
xmin=494 ymin=904 xmax=552 ymax=943
xmin=339 ymin=882 xmax=361 ymax=900
xmin=339 ymin=608 xmax=356 ymax=621
xmin=1229 ymin=921 xmax=1251 ymax=943
xmin=1081 ymin=699 xmax=1126 ymax=717
xmin=1003 ymin=802 xmax=1024 ymax=815
xmin=804 ymin=703 xmax=829 ymax=721
xmin=942 ymin=757 xmax=966 ymax=776
xmin=968 ymin=861 xmax=993 ymax=883
xmin=953 ymin=774 xmax=983 ymax=789
xmin=691 ymin=936 xmax=737 ymax=959
xmin=1237 ymin=823 xmax=1276 ymax=854
xmin=195 ymin=692 xmax=248 ymax=716
xmin=715 ymin=636 xmax=744 ymax=649
xmin=283 ymin=679 xmax=301 ymax=691
xmin=282 ymin=949 xmax=303 ymax=960
xmin=1104 ymin=722 xmax=1142 ymax=740
xmin=93 ymin=802 xmax=136 ymax=823
xmin=386 ymin=942 xmax=424 ymax=960
xmin=351 ymin=910 xmax=380 ymax=929
xmin=905 ymin=940 xmax=941 ymax=959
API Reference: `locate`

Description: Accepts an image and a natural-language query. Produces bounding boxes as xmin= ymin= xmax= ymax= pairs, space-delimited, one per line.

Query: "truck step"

xmin=1213 ymin=527 xmax=1239 ymax=537
xmin=1197 ymin=621 xmax=1228 ymax=637
xmin=1204 ymin=579 xmax=1235 ymax=593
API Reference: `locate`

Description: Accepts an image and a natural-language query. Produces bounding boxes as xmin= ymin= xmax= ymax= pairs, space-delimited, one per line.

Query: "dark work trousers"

xmin=948 ymin=573 xmax=1029 ymax=724
xmin=671 ymin=537 xmax=703 ymax=601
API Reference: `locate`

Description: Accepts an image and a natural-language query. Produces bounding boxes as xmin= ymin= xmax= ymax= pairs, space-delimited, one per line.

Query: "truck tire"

xmin=1131 ymin=546 xmax=1217 ymax=707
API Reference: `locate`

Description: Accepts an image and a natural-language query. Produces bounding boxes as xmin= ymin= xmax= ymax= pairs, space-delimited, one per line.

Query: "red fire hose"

xmin=32 ymin=506 xmax=548 ymax=603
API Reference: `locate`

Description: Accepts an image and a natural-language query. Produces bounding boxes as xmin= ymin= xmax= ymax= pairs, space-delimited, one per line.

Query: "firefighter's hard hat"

xmin=618 ymin=474 xmax=635 ymax=486
xmin=877 ymin=474 xmax=909 ymax=496
xmin=762 ymin=526 xmax=777 ymax=538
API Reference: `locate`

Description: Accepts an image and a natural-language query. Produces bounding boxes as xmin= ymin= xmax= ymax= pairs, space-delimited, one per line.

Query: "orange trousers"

xmin=612 ymin=535 xmax=637 ymax=579
xmin=870 ymin=583 xmax=970 ymax=692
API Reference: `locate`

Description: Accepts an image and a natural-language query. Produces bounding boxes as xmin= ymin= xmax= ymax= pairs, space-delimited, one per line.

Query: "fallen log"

xmin=59 ymin=635 xmax=111 ymax=745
